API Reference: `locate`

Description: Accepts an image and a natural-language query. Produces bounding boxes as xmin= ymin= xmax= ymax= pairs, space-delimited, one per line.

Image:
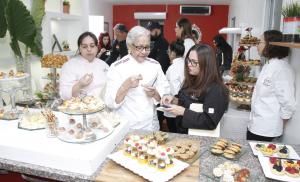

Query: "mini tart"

xmin=278 ymin=146 xmax=289 ymax=158
xmin=255 ymin=143 xmax=264 ymax=151
xmin=271 ymin=163 xmax=284 ymax=176
xmin=285 ymin=167 xmax=300 ymax=178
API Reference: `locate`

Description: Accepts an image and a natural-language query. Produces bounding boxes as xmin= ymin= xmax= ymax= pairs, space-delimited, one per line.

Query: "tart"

xmin=278 ymin=146 xmax=289 ymax=158
xmin=285 ymin=167 xmax=300 ymax=178
xmin=271 ymin=160 xmax=284 ymax=175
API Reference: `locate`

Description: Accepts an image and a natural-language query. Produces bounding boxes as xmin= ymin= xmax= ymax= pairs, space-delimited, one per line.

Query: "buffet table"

xmin=0 ymin=123 xmax=300 ymax=181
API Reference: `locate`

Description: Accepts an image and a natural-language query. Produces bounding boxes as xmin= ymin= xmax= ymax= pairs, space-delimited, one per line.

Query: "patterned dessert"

xmin=58 ymin=96 xmax=105 ymax=114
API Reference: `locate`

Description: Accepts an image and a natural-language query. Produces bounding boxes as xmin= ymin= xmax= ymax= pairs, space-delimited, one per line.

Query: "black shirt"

xmin=105 ymin=40 xmax=128 ymax=66
xmin=175 ymin=83 xmax=228 ymax=134
xmin=216 ymin=45 xmax=233 ymax=71
xmin=148 ymin=34 xmax=170 ymax=74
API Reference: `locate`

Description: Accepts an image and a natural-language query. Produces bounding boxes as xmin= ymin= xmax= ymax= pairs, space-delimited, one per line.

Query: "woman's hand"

xmin=99 ymin=48 xmax=106 ymax=55
xmin=161 ymin=95 xmax=174 ymax=106
xmin=122 ymin=74 xmax=143 ymax=90
xmin=78 ymin=73 xmax=93 ymax=88
xmin=142 ymin=85 xmax=159 ymax=99
xmin=165 ymin=105 xmax=185 ymax=116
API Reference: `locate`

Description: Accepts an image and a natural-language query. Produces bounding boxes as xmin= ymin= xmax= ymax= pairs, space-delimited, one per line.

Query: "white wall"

xmin=88 ymin=0 xmax=113 ymax=36
xmin=282 ymin=49 xmax=300 ymax=144
xmin=228 ymin=0 xmax=266 ymax=59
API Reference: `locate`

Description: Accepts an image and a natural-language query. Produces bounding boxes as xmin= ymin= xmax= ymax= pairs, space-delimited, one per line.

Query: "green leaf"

xmin=6 ymin=0 xmax=36 ymax=58
xmin=30 ymin=0 xmax=45 ymax=57
xmin=0 ymin=0 xmax=8 ymax=37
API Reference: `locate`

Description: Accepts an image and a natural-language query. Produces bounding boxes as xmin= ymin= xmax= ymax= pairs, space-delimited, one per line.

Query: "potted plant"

xmin=62 ymin=40 xmax=70 ymax=51
xmin=63 ymin=0 xmax=70 ymax=14
xmin=282 ymin=1 xmax=300 ymax=42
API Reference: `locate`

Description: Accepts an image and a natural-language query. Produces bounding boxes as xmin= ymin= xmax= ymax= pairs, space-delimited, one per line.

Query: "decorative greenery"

xmin=282 ymin=1 xmax=300 ymax=18
xmin=63 ymin=0 xmax=70 ymax=6
xmin=0 ymin=0 xmax=45 ymax=59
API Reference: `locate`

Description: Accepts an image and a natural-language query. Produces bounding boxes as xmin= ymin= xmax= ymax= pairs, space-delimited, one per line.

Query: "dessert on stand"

xmin=0 ymin=70 xmax=29 ymax=120
xmin=40 ymin=53 xmax=68 ymax=100
xmin=227 ymin=27 xmax=261 ymax=110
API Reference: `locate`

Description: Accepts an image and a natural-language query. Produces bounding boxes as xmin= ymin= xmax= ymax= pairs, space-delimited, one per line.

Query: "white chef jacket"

xmin=164 ymin=57 xmax=185 ymax=118
xmin=184 ymin=38 xmax=195 ymax=57
xmin=59 ymin=55 xmax=109 ymax=100
xmin=104 ymin=54 xmax=170 ymax=131
xmin=248 ymin=57 xmax=296 ymax=137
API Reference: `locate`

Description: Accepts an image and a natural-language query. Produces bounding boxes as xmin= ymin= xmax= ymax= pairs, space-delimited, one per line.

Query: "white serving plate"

xmin=258 ymin=155 xmax=300 ymax=182
xmin=108 ymin=150 xmax=189 ymax=182
xmin=249 ymin=141 xmax=300 ymax=159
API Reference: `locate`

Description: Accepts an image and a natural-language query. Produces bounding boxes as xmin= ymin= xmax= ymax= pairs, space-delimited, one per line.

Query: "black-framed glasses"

xmin=186 ymin=58 xmax=199 ymax=67
xmin=133 ymin=44 xmax=151 ymax=52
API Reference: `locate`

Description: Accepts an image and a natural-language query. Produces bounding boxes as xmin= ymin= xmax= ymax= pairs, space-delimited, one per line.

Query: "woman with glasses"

xmin=247 ymin=30 xmax=296 ymax=141
xmin=60 ymin=31 xmax=109 ymax=100
xmin=161 ymin=44 xmax=228 ymax=134
xmin=175 ymin=18 xmax=195 ymax=57
xmin=105 ymin=26 xmax=170 ymax=131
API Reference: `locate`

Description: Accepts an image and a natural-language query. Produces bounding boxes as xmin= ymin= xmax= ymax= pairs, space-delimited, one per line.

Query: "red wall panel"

xmin=113 ymin=4 xmax=229 ymax=46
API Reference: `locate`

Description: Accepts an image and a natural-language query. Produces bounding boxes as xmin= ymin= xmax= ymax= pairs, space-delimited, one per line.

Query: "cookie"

xmin=211 ymin=148 xmax=224 ymax=155
xmin=223 ymin=152 xmax=235 ymax=159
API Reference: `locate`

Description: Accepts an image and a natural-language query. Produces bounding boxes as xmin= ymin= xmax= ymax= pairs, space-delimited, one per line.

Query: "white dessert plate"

xmin=108 ymin=150 xmax=189 ymax=182
xmin=258 ymin=155 xmax=300 ymax=182
xmin=249 ymin=141 xmax=300 ymax=159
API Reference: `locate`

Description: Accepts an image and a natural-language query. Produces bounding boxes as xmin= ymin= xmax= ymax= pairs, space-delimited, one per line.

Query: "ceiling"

xmin=101 ymin=0 xmax=232 ymax=5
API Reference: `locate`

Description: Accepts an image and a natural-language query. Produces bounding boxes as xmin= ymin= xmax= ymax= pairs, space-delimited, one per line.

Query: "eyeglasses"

xmin=186 ymin=58 xmax=199 ymax=67
xmin=133 ymin=44 xmax=151 ymax=52
xmin=80 ymin=44 xmax=97 ymax=50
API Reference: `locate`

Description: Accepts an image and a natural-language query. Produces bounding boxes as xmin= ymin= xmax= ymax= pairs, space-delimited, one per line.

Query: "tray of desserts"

xmin=258 ymin=155 xmax=300 ymax=182
xmin=18 ymin=110 xmax=47 ymax=130
xmin=210 ymin=138 xmax=246 ymax=160
xmin=167 ymin=138 xmax=200 ymax=165
xmin=0 ymin=108 xmax=20 ymax=120
xmin=58 ymin=96 xmax=105 ymax=115
xmin=249 ymin=141 xmax=300 ymax=159
xmin=201 ymin=161 xmax=256 ymax=182
xmin=56 ymin=116 xmax=114 ymax=143
xmin=0 ymin=70 xmax=28 ymax=81
xmin=109 ymin=134 xmax=189 ymax=182
xmin=41 ymin=54 xmax=68 ymax=68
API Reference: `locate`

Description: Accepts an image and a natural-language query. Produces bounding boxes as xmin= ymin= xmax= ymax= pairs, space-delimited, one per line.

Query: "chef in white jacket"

xmin=60 ymin=32 xmax=109 ymax=100
xmin=105 ymin=26 xmax=170 ymax=131
xmin=247 ymin=30 xmax=296 ymax=141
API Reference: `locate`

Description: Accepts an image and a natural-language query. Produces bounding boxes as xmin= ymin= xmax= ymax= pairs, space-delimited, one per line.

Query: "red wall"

xmin=113 ymin=4 xmax=229 ymax=46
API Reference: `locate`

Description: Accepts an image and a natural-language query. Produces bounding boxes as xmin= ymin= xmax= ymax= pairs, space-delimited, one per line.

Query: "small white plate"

xmin=258 ymin=155 xmax=300 ymax=182
xmin=249 ymin=141 xmax=300 ymax=159
xmin=108 ymin=150 xmax=189 ymax=182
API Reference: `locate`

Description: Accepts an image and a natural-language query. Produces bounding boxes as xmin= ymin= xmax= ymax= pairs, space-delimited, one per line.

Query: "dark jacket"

xmin=105 ymin=40 xmax=128 ymax=66
xmin=175 ymin=83 xmax=228 ymax=134
xmin=148 ymin=34 xmax=170 ymax=74
xmin=216 ymin=45 xmax=232 ymax=72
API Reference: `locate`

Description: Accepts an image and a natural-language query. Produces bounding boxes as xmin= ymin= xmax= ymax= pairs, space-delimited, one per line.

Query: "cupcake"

xmin=156 ymin=152 xmax=167 ymax=171
xmin=137 ymin=145 xmax=148 ymax=164
xmin=147 ymin=148 xmax=157 ymax=168
xmin=165 ymin=147 xmax=175 ymax=167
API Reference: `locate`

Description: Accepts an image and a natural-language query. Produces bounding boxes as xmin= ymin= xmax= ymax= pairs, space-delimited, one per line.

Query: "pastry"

xmin=211 ymin=148 xmax=224 ymax=155
xmin=278 ymin=146 xmax=289 ymax=158
xmin=271 ymin=160 xmax=284 ymax=175
xmin=285 ymin=167 xmax=300 ymax=177
xmin=223 ymin=152 xmax=235 ymax=159
xmin=213 ymin=167 xmax=223 ymax=177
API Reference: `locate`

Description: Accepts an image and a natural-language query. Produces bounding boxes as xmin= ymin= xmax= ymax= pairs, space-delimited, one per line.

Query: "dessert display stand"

xmin=0 ymin=74 xmax=29 ymax=119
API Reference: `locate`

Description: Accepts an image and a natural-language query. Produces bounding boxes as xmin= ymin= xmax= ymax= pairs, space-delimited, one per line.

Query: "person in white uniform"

xmin=105 ymin=26 xmax=170 ymax=131
xmin=164 ymin=40 xmax=185 ymax=132
xmin=60 ymin=32 xmax=109 ymax=100
xmin=247 ymin=30 xmax=296 ymax=141
xmin=175 ymin=18 xmax=195 ymax=57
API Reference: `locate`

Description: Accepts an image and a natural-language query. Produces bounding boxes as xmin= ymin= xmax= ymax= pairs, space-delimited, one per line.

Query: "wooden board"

xmin=96 ymin=138 xmax=200 ymax=182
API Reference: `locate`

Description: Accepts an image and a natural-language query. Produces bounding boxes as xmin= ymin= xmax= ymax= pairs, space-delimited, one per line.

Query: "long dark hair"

xmin=213 ymin=34 xmax=232 ymax=52
xmin=262 ymin=30 xmax=289 ymax=59
xmin=177 ymin=18 xmax=193 ymax=40
xmin=182 ymin=44 xmax=226 ymax=97
xmin=98 ymin=32 xmax=111 ymax=50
